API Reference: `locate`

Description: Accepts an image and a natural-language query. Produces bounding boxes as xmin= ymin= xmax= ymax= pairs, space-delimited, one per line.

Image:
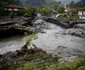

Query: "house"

xmin=64 ymin=8 xmax=72 ymax=14
xmin=78 ymin=7 xmax=85 ymax=19
xmin=4 ymin=4 xmax=24 ymax=15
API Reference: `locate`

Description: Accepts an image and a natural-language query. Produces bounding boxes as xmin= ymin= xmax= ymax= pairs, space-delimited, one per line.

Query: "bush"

xmin=17 ymin=10 xmax=24 ymax=16
xmin=37 ymin=6 xmax=50 ymax=15
xmin=23 ymin=6 xmax=36 ymax=17
xmin=57 ymin=6 xmax=65 ymax=13
xmin=0 ymin=8 xmax=7 ymax=18
xmin=10 ymin=13 xmax=15 ymax=18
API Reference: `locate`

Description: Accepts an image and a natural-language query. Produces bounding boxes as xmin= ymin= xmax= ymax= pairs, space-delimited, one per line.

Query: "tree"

xmin=57 ymin=6 xmax=65 ymax=13
xmin=24 ymin=6 xmax=36 ymax=17
xmin=50 ymin=1 xmax=59 ymax=10
xmin=24 ymin=7 xmax=33 ymax=17
xmin=37 ymin=6 xmax=50 ymax=15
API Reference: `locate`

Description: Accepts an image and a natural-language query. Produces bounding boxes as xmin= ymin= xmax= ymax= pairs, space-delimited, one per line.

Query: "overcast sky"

xmin=56 ymin=0 xmax=80 ymax=4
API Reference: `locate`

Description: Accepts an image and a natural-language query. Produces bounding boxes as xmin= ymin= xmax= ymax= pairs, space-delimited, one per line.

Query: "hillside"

xmin=80 ymin=0 xmax=85 ymax=4
xmin=0 ymin=0 xmax=19 ymax=8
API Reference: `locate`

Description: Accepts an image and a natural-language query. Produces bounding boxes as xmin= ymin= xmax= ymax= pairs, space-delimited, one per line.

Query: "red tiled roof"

xmin=79 ymin=7 xmax=85 ymax=11
xmin=5 ymin=4 xmax=23 ymax=9
xmin=65 ymin=8 xmax=72 ymax=11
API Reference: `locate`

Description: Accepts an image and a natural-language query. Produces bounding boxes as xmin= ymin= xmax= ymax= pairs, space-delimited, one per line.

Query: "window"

xmin=13 ymin=9 xmax=18 ymax=11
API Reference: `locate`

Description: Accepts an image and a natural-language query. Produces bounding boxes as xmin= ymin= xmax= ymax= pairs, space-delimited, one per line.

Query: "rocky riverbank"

xmin=0 ymin=47 xmax=85 ymax=70
xmin=31 ymin=17 xmax=85 ymax=60
xmin=0 ymin=17 xmax=34 ymax=38
xmin=0 ymin=16 xmax=85 ymax=70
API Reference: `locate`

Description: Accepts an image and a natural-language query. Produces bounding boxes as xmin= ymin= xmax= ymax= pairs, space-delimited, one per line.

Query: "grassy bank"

xmin=4 ymin=48 xmax=85 ymax=70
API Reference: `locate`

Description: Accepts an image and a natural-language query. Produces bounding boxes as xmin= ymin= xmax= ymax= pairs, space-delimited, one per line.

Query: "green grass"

xmin=56 ymin=58 xmax=85 ymax=70
xmin=6 ymin=50 xmax=85 ymax=70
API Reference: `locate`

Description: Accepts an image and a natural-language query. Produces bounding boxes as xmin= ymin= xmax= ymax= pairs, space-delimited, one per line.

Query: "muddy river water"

xmin=0 ymin=19 xmax=85 ymax=60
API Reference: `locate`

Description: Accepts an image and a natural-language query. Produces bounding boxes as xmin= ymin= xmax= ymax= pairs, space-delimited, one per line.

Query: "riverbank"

xmin=0 ymin=47 xmax=85 ymax=70
xmin=0 ymin=16 xmax=85 ymax=57
xmin=0 ymin=16 xmax=85 ymax=70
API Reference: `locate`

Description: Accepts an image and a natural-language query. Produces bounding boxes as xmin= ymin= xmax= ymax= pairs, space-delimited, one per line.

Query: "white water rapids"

xmin=0 ymin=19 xmax=85 ymax=60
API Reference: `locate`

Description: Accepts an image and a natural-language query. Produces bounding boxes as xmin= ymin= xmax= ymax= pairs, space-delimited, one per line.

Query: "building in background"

xmin=5 ymin=4 xmax=23 ymax=15
xmin=78 ymin=7 xmax=85 ymax=19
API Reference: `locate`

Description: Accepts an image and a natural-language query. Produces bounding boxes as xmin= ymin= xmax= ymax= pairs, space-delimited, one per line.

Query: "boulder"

xmin=43 ymin=17 xmax=70 ymax=28
xmin=64 ymin=28 xmax=85 ymax=38
xmin=74 ymin=23 xmax=85 ymax=30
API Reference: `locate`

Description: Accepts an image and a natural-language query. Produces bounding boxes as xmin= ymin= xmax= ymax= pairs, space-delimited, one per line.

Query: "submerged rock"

xmin=64 ymin=28 xmax=85 ymax=38
xmin=74 ymin=23 xmax=85 ymax=30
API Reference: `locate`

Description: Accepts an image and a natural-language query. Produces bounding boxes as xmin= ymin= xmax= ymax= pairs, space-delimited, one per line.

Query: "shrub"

xmin=23 ymin=6 xmax=36 ymax=17
xmin=17 ymin=10 xmax=24 ymax=16
xmin=57 ymin=6 xmax=65 ymax=13
xmin=10 ymin=13 xmax=15 ymax=18
xmin=0 ymin=8 xmax=7 ymax=18
xmin=37 ymin=6 xmax=50 ymax=15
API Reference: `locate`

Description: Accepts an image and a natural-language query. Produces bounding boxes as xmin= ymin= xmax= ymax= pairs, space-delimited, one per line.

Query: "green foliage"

xmin=23 ymin=6 xmax=36 ymax=17
xmin=24 ymin=7 xmax=32 ymax=17
xmin=37 ymin=6 xmax=50 ymax=15
xmin=0 ymin=0 xmax=20 ymax=8
xmin=66 ymin=10 xmax=77 ymax=21
xmin=25 ymin=32 xmax=38 ymax=45
xmin=68 ymin=0 xmax=85 ymax=8
xmin=7 ymin=57 xmax=85 ymax=70
xmin=2 ymin=47 xmax=85 ymax=70
xmin=0 ymin=8 xmax=5 ymax=17
xmin=50 ymin=1 xmax=59 ymax=10
xmin=56 ymin=58 xmax=85 ymax=70
xmin=45 ymin=0 xmax=59 ymax=11
xmin=57 ymin=6 xmax=65 ymax=13
xmin=17 ymin=10 xmax=24 ymax=16
xmin=10 ymin=13 xmax=15 ymax=18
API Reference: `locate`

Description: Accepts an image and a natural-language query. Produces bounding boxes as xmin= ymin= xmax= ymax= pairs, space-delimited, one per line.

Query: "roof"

xmin=65 ymin=8 xmax=72 ymax=11
xmin=64 ymin=8 xmax=72 ymax=12
xmin=5 ymin=4 xmax=23 ymax=9
xmin=79 ymin=7 xmax=85 ymax=11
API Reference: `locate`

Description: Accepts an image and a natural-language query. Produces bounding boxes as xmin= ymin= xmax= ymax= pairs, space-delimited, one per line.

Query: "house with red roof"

xmin=5 ymin=4 xmax=23 ymax=12
xmin=64 ymin=8 xmax=72 ymax=13
xmin=78 ymin=7 xmax=85 ymax=19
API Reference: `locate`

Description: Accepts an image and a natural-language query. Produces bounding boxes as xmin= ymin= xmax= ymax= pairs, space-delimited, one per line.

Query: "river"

xmin=0 ymin=19 xmax=85 ymax=60
xmin=0 ymin=36 xmax=26 ymax=54
xmin=32 ymin=19 xmax=85 ymax=59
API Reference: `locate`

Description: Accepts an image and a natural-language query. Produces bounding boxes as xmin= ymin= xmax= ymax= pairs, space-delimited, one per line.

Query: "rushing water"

xmin=0 ymin=36 xmax=26 ymax=54
xmin=0 ymin=19 xmax=85 ymax=59
xmin=32 ymin=22 xmax=85 ymax=58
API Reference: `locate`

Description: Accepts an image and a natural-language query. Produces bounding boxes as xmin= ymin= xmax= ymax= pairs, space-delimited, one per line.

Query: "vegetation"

xmin=23 ymin=6 xmax=36 ymax=17
xmin=10 ymin=13 xmax=15 ymax=18
xmin=68 ymin=0 xmax=85 ymax=8
xmin=37 ymin=6 xmax=50 ymax=15
xmin=0 ymin=0 xmax=20 ymax=8
xmin=25 ymin=32 xmax=38 ymax=45
xmin=57 ymin=58 xmax=85 ymax=70
xmin=0 ymin=31 xmax=85 ymax=70
xmin=1 ymin=47 xmax=85 ymax=70
xmin=0 ymin=8 xmax=7 ymax=18
xmin=57 ymin=6 xmax=65 ymax=13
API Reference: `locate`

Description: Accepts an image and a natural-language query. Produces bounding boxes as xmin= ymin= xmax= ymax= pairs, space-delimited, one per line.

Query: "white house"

xmin=78 ymin=7 xmax=85 ymax=19
xmin=4 ymin=4 xmax=23 ymax=15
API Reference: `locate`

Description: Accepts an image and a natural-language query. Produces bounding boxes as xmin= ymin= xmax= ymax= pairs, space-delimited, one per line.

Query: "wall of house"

xmin=5 ymin=8 xmax=19 ymax=12
xmin=78 ymin=11 xmax=85 ymax=19
xmin=78 ymin=11 xmax=82 ymax=15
